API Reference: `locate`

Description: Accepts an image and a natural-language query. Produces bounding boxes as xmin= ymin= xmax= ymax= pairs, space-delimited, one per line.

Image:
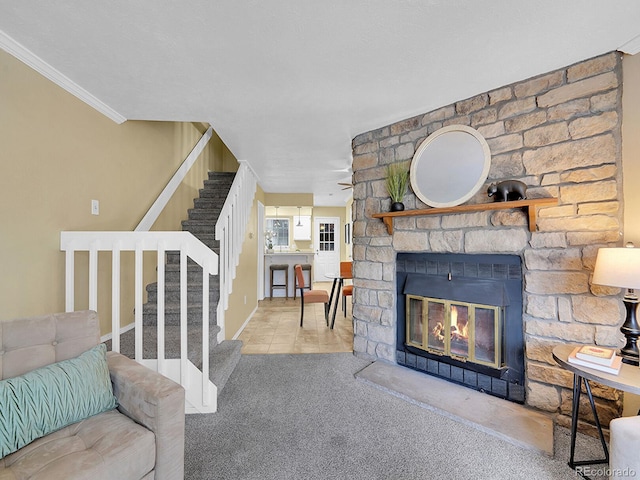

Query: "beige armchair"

xmin=0 ymin=310 xmax=185 ymax=480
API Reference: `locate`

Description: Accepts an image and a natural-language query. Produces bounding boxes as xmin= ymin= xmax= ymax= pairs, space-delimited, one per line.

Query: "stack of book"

xmin=567 ymin=345 xmax=623 ymax=375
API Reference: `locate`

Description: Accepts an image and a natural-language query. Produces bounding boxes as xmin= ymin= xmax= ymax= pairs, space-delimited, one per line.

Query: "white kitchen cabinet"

xmin=293 ymin=216 xmax=311 ymax=240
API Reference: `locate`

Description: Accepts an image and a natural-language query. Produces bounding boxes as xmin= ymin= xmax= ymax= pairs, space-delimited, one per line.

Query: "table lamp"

xmin=592 ymin=245 xmax=640 ymax=365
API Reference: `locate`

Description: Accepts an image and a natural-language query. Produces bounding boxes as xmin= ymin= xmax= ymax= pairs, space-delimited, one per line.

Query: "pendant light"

xmin=297 ymin=206 xmax=302 ymax=226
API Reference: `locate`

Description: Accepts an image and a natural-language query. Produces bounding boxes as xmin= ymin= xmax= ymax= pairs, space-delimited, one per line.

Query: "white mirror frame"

xmin=410 ymin=125 xmax=491 ymax=208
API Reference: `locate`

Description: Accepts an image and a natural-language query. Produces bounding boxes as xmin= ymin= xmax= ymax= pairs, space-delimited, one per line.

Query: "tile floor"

xmin=238 ymin=282 xmax=354 ymax=354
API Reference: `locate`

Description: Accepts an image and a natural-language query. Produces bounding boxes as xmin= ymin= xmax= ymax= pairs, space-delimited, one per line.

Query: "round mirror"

xmin=410 ymin=125 xmax=491 ymax=208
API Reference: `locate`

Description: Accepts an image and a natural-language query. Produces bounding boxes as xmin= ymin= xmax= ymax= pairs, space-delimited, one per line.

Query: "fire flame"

xmin=451 ymin=305 xmax=468 ymax=338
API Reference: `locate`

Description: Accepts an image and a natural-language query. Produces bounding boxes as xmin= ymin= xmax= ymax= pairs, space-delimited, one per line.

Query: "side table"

xmin=552 ymin=344 xmax=640 ymax=476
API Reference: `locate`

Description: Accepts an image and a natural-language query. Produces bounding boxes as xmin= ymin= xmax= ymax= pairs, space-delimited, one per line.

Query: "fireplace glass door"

xmin=406 ymin=295 xmax=502 ymax=369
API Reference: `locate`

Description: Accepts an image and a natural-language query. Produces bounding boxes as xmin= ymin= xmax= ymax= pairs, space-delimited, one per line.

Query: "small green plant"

xmin=265 ymin=230 xmax=274 ymax=250
xmin=385 ymin=162 xmax=410 ymax=203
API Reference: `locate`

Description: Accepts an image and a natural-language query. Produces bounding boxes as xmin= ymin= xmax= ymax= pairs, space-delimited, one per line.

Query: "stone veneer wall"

xmin=351 ymin=52 xmax=624 ymax=427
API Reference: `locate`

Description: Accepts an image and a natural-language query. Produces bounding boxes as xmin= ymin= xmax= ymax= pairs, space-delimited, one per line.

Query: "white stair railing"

xmin=215 ymin=162 xmax=258 ymax=341
xmin=60 ymin=231 xmax=218 ymax=413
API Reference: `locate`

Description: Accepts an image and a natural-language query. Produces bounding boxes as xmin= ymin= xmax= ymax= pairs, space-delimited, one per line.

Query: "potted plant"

xmin=265 ymin=230 xmax=275 ymax=253
xmin=385 ymin=162 xmax=410 ymax=211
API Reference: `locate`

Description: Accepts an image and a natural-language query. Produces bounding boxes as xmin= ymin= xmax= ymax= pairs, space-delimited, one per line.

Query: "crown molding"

xmin=0 ymin=30 xmax=127 ymax=124
xmin=619 ymin=34 xmax=640 ymax=55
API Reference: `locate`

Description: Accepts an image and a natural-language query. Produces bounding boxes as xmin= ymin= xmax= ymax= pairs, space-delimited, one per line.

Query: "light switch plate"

xmin=91 ymin=199 xmax=99 ymax=215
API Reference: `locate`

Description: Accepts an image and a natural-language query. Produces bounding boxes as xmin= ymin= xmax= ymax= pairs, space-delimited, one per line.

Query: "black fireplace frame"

xmin=396 ymin=252 xmax=525 ymax=403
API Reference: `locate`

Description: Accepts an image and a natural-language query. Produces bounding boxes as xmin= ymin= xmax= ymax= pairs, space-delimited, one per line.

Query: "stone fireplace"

xmin=396 ymin=252 xmax=525 ymax=402
xmin=351 ymin=51 xmax=625 ymax=427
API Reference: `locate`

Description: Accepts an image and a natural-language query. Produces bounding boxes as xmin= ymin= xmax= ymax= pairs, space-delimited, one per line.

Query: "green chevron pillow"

xmin=0 ymin=343 xmax=117 ymax=458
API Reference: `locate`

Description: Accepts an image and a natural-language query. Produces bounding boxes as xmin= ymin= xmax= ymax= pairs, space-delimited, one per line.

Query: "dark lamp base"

xmin=619 ymin=294 xmax=640 ymax=367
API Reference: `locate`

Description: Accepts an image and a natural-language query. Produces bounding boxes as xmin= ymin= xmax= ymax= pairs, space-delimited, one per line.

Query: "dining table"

xmin=325 ymin=272 xmax=347 ymax=329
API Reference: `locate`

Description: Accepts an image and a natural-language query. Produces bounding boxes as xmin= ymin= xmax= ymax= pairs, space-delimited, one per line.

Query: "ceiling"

xmin=1 ymin=1 xmax=639 ymax=206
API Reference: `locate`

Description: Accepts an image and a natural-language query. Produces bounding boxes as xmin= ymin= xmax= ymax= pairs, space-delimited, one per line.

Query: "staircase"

xmin=135 ymin=171 xmax=242 ymax=409
xmin=62 ymin=152 xmax=258 ymax=414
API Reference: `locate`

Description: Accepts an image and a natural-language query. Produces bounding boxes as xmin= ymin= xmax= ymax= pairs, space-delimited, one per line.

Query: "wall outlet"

xmin=244 ymin=295 xmax=247 ymax=305
xmin=91 ymin=199 xmax=99 ymax=215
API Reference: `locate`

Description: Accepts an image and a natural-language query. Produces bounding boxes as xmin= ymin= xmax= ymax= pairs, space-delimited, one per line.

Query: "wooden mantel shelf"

xmin=372 ymin=198 xmax=558 ymax=234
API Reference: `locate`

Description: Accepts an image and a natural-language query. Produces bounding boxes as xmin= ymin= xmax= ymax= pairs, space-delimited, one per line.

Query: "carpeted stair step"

xmin=146 ymin=281 xmax=219 ymax=305
xmin=165 ymin=252 xmax=221 ymax=267
xmin=184 ymin=234 xmax=219 ymax=251
xmin=206 ymin=339 xmax=242 ymax=393
xmin=199 ymin=179 xmax=235 ymax=195
xmin=193 ymin=197 xmax=229 ymax=209
xmin=187 ymin=208 xmax=223 ymax=221
xmin=105 ymin=325 xmax=222 ymax=363
xmin=181 ymin=219 xmax=215 ymax=235
xmin=208 ymin=171 xmax=235 ymax=178
xmin=197 ymin=188 xmax=232 ymax=199
xmin=161 ymin=263 xmax=219 ymax=283
xmin=150 ymin=271 xmax=220 ymax=290
xmin=142 ymin=303 xmax=217 ymax=327
xmin=166 ymin=228 xmax=219 ymax=252
xmin=168 ymin=230 xmax=219 ymax=250
xmin=205 ymin=171 xmax=236 ymax=183
xmin=204 ymin=177 xmax=234 ymax=185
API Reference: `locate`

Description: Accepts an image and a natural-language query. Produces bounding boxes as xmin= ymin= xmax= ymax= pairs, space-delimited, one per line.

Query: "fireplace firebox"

xmin=407 ymin=296 xmax=502 ymax=369
xmin=396 ymin=252 xmax=524 ymax=403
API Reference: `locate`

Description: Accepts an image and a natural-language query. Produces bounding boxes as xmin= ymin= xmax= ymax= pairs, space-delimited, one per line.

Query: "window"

xmin=318 ymin=222 xmax=335 ymax=251
xmin=266 ymin=218 xmax=289 ymax=248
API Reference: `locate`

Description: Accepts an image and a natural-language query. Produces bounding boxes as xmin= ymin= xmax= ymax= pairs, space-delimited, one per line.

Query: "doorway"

xmin=313 ymin=216 xmax=340 ymax=282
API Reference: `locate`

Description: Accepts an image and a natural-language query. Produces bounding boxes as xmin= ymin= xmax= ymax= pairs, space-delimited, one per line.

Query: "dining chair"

xmin=340 ymin=261 xmax=353 ymax=317
xmin=294 ymin=264 xmax=329 ymax=327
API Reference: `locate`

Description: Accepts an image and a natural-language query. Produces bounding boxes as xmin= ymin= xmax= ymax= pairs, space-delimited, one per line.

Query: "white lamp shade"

xmin=592 ymin=247 xmax=640 ymax=290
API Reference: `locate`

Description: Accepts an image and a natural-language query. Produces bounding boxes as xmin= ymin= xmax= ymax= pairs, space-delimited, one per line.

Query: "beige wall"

xmin=224 ymin=185 xmax=265 ymax=339
xmin=622 ymin=53 xmax=640 ymax=415
xmin=623 ymin=53 xmax=640 ymax=246
xmin=0 ymin=49 xmax=236 ymax=334
xmin=263 ymin=193 xmax=313 ymax=207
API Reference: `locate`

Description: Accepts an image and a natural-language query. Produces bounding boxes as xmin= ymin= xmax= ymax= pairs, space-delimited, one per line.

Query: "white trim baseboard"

xmin=232 ymin=304 xmax=259 ymax=340
xmin=0 ymin=30 xmax=127 ymax=124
